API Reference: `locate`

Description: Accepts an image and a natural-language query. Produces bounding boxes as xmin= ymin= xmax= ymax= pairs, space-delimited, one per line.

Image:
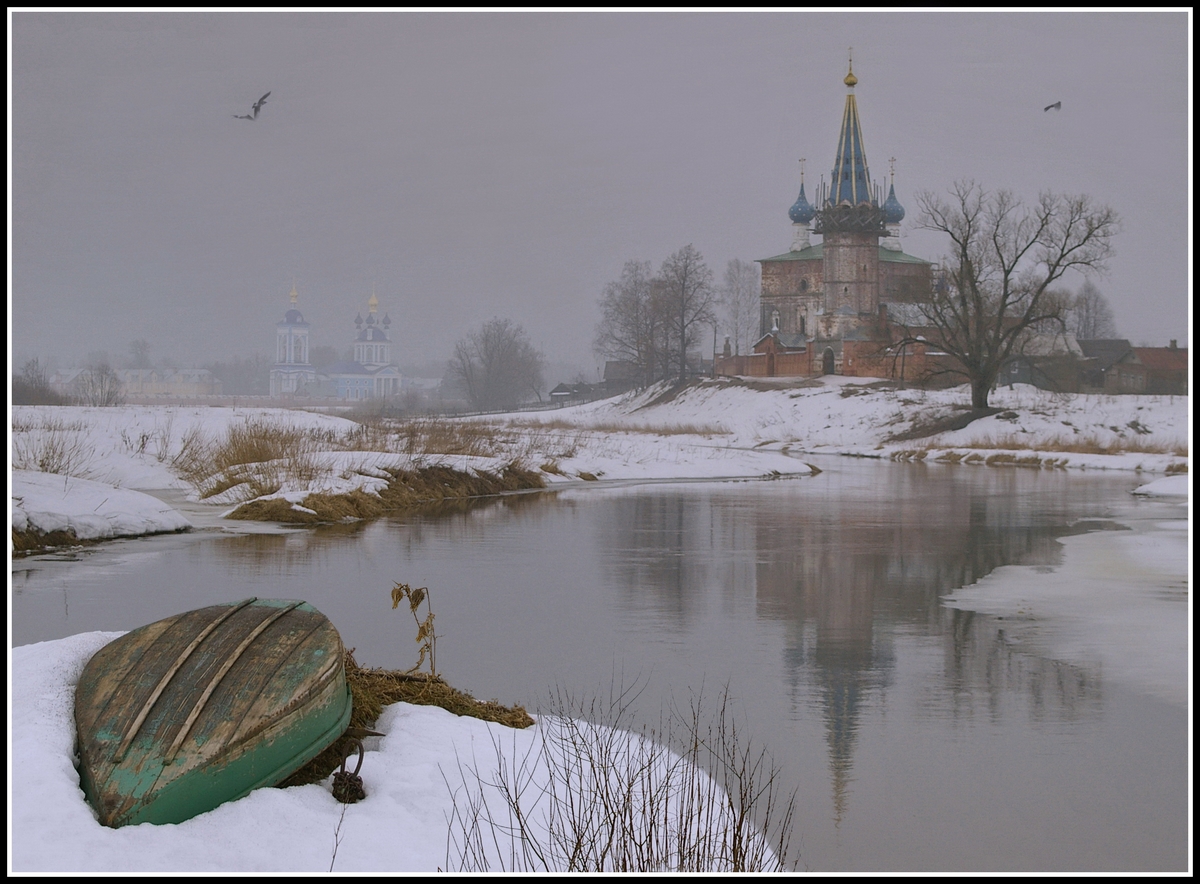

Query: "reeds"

xmin=11 ymin=417 xmax=93 ymax=476
xmin=893 ymin=432 xmax=1187 ymax=464
xmin=506 ymin=417 xmax=729 ymax=437
xmin=445 ymin=682 xmax=797 ymax=872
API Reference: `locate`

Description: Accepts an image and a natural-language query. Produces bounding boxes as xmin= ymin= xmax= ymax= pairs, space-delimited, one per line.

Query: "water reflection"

xmin=589 ymin=466 xmax=1117 ymax=820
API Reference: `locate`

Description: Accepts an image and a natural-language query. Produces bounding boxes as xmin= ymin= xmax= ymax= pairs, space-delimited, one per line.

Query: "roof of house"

xmin=1077 ymin=339 xmax=1132 ymax=369
xmin=1130 ymin=346 xmax=1188 ymax=372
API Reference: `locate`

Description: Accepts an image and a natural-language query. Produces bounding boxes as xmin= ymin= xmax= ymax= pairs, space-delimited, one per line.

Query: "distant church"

xmin=269 ymin=286 xmax=402 ymax=400
xmin=718 ymin=62 xmax=936 ymax=379
xmin=270 ymin=285 xmax=317 ymax=397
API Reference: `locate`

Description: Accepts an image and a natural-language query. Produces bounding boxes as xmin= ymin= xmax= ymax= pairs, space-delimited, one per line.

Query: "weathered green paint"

xmin=75 ymin=599 xmax=353 ymax=827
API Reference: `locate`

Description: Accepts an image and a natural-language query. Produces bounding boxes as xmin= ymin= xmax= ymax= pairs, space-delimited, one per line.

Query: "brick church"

xmin=717 ymin=62 xmax=940 ymax=380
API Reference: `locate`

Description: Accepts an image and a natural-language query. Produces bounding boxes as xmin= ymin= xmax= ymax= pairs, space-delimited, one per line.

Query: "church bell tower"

xmin=813 ymin=59 xmax=886 ymax=318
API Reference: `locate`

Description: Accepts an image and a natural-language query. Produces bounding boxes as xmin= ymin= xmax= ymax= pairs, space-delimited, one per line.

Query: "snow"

xmin=12 ymin=470 xmax=191 ymax=541
xmin=11 ymin=633 xmax=760 ymax=873
xmin=1132 ymin=475 xmax=1190 ymax=497
xmin=942 ymin=510 xmax=1189 ymax=709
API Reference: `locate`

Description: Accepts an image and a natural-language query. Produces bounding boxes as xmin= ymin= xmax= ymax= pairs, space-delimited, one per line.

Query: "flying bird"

xmin=1044 ymin=101 xmax=1061 ymax=112
xmin=232 ymin=92 xmax=271 ymax=121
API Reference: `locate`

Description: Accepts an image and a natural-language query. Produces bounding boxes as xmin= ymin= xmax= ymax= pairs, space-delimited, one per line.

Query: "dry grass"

xmin=1165 ymin=462 xmax=1188 ymax=475
xmin=279 ymin=650 xmax=534 ymax=788
xmin=11 ymin=526 xmax=86 ymax=554
xmin=893 ymin=430 xmax=1188 ymax=466
xmin=11 ymin=417 xmax=93 ymax=476
xmin=225 ymin=463 xmax=546 ymax=523
xmin=172 ymin=417 xmax=324 ymax=499
xmin=392 ymin=418 xmax=504 ymax=458
xmin=929 ymin=432 xmax=1187 ymax=456
xmin=508 ymin=417 xmax=729 ymax=437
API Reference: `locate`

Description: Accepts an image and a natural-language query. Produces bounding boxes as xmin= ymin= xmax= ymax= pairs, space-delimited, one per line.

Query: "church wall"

xmin=880 ymin=260 xmax=933 ymax=303
xmin=822 ymin=232 xmax=880 ymax=314
xmin=760 ymin=258 xmax=822 ymax=337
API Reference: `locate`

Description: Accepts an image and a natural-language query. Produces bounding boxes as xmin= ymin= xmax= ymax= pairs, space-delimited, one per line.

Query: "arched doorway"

xmin=822 ymin=348 xmax=835 ymax=375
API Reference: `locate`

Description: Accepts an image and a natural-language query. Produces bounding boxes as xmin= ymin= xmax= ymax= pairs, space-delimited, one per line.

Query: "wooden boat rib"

xmin=75 ymin=598 xmax=353 ymax=828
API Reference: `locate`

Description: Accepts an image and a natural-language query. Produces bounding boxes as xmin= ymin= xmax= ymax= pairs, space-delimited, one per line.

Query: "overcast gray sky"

xmin=10 ymin=11 xmax=1191 ymax=375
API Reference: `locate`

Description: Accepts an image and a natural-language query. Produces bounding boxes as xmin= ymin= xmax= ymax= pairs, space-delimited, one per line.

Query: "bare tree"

xmin=129 ymin=339 xmax=152 ymax=369
xmin=73 ymin=358 xmax=126 ymax=406
xmin=1066 ymin=280 xmax=1119 ymax=340
xmin=719 ymin=258 xmax=760 ymax=356
xmin=658 ymin=245 xmax=716 ymax=384
xmin=450 ymin=318 xmax=545 ymax=411
xmin=13 ymin=357 xmax=66 ymax=405
xmin=593 ymin=260 xmax=671 ymax=387
xmin=902 ymin=181 xmax=1118 ymax=409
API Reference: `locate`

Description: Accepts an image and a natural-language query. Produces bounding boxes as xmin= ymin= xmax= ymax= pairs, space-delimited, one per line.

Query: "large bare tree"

xmin=593 ymin=260 xmax=670 ymax=387
xmin=719 ymin=258 xmax=760 ymax=356
xmin=907 ymin=181 xmax=1118 ymax=408
xmin=73 ymin=358 xmax=126 ymax=406
xmin=658 ymin=244 xmax=716 ymax=384
xmin=450 ymin=318 xmax=545 ymax=411
xmin=1066 ymin=279 xmax=1119 ymax=340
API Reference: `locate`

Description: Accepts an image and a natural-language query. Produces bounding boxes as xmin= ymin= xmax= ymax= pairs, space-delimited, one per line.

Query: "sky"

xmin=9 ymin=10 xmax=1191 ymax=376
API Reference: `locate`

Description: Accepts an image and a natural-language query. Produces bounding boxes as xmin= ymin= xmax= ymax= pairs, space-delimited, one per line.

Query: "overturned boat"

xmin=74 ymin=598 xmax=353 ymax=828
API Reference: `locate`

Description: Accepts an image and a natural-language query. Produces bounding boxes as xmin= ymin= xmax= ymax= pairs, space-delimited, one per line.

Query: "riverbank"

xmin=10 ymin=380 xmax=1188 ymax=550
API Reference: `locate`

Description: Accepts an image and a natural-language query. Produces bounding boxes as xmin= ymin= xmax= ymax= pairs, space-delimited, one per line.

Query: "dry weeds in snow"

xmin=445 ymin=682 xmax=797 ymax=873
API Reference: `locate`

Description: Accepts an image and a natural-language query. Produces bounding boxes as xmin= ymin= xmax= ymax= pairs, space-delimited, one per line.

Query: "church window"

xmin=800 ymin=278 xmax=808 ymax=292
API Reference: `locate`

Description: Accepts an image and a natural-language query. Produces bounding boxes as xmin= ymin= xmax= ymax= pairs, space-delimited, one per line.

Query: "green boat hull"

xmin=75 ymin=598 xmax=353 ymax=828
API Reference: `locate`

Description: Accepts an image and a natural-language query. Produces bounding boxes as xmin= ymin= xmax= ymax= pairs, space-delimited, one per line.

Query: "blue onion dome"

xmin=283 ymin=308 xmax=304 ymax=324
xmin=882 ymin=183 xmax=906 ymax=223
xmin=788 ymin=182 xmax=816 ymax=224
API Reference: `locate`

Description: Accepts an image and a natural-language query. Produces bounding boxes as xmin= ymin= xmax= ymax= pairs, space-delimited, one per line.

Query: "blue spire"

xmin=882 ymin=182 xmax=905 ymax=223
xmin=789 ymin=181 xmax=815 ymax=224
xmin=828 ymin=62 xmax=874 ymax=207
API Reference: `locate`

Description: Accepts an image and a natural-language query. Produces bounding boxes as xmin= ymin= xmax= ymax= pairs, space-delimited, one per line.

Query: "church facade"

xmin=717 ymin=63 xmax=939 ymax=380
xmin=269 ymin=285 xmax=317 ymax=397
xmin=269 ymin=287 xmax=402 ymax=400
xmin=319 ymin=292 xmax=402 ymax=400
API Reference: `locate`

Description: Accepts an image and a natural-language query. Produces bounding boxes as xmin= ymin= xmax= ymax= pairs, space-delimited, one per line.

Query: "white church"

xmin=269 ymin=286 xmax=402 ymax=400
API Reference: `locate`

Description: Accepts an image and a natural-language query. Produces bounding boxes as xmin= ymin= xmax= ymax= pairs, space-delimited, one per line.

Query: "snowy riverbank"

xmin=12 ymin=630 xmax=788 ymax=873
xmin=10 ymin=380 xmax=1190 ymax=549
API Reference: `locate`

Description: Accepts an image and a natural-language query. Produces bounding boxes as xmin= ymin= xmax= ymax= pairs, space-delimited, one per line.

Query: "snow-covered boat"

xmin=74 ymin=598 xmax=353 ymax=828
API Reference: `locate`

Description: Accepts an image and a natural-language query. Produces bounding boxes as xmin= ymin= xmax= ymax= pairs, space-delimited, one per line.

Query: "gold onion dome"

xmin=844 ymin=62 xmax=857 ymax=88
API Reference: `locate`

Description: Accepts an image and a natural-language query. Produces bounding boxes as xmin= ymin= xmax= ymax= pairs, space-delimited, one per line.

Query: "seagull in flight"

xmin=233 ymin=92 xmax=271 ymax=121
xmin=1044 ymin=101 xmax=1061 ymax=112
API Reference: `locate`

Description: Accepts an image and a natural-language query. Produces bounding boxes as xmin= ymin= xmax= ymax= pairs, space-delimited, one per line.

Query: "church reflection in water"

xmin=592 ymin=468 xmax=1105 ymax=820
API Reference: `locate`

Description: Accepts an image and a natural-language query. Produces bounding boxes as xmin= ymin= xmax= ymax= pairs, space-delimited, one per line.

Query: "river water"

xmin=10 ymin=458 xmax=1189 ymax=872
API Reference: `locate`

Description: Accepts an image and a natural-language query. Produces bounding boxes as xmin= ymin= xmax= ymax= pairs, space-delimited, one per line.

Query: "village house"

xmin=1106 ymin=341 xmax=1188 ymax=395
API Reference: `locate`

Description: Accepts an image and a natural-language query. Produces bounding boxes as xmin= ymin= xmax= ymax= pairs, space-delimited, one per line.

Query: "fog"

xmin=10 ymin=11 xmax=1190 ymax=376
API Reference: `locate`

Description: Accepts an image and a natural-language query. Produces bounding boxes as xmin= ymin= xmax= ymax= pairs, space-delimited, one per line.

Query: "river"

xmin=10 ymin=458 xmax=1189 ymax=872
